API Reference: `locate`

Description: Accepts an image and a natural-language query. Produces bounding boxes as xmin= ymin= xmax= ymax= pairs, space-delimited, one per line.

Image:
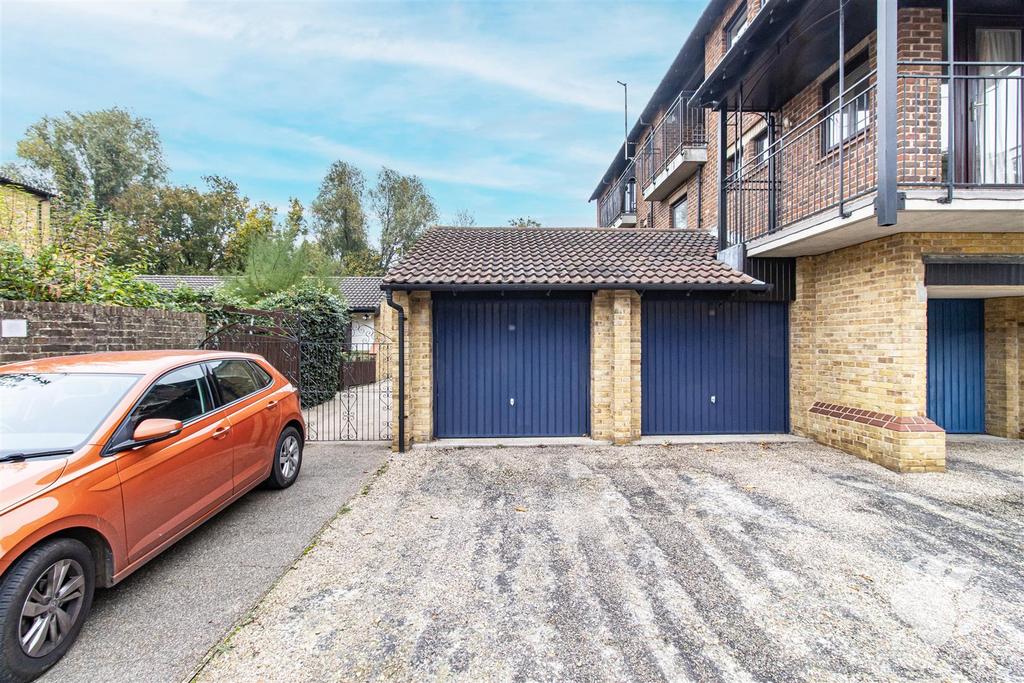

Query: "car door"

xmin=206 ymin=359 xmax=280 ymax=492
xmin=112 ymin=363 xmax=236 ymax=562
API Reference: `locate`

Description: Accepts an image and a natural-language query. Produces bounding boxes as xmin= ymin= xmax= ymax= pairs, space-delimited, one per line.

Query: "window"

xmin=822 ymin=53 xmax=872 ymax=152
xmin=208 ymin=359 xmax=265 ymax=404
xmin=671 ymin=196 xmax=688 ymax=229
xmin=750 ymin=130 xmax=769 ymax=166
xmin=623 ymin=178 xmax=637 ymax=214
xmin=110 ymin=365 xmax=213 ymax=448
xmin=0 ymin=373 xmax=140 ymax=455
xmin=249 ymin=362 xmax=273 ymax=388
xmin=724 ymin=3 xmax=748 ymax=51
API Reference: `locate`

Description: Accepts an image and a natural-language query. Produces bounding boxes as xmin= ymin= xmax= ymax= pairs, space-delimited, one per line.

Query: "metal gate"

xmin=200 ymin=308 xmax=392 ymax=441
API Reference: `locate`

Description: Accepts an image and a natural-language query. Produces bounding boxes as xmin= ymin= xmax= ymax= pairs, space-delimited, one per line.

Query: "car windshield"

xmin=0 ymin=373 xmax=141 ymax=456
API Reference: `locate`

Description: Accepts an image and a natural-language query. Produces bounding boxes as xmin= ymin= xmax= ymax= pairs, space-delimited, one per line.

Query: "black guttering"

xmin=383 ymin=290 xmax=406 ymax=453
xmin=380 ymin=281 xmax=769 ymax=292
xmin=588 ymin=0 xmax=730 ymax=202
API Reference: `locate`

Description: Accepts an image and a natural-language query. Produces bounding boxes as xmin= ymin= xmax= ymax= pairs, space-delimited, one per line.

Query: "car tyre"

xmin=0 ymin=538 xmax=95 ymax=683
xmin=265 ymin=426 xmax=303 ymax=489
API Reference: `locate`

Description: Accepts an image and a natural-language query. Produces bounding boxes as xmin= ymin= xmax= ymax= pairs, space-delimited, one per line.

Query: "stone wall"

xmin=791 ymin=232 xmax=1024 ymax=472
xmin=0 ymin=300 xmax=206 ymax=364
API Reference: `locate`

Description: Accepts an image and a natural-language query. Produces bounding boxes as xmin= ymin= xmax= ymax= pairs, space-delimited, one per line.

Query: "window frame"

xmin=670 ymin=195 xmax=689 ymax=229
xmin=724 ymin=3 xmax=749 ymax=52
xmin=820 ymin=51 xmax=873 ymax=155
xmin=103 ymin=361 xmax=218 ymax=454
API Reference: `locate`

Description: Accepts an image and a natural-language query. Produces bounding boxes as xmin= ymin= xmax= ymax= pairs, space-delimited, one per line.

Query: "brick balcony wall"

xmin=0 ymin=300 xmax=206 ymax=364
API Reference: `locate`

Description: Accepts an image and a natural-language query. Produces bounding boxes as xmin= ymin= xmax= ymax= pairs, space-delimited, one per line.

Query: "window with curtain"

xmin=973 ymin=28 xmax=1022 ymax=184
xmin=822 ymin=53 xmax=872 ymax=153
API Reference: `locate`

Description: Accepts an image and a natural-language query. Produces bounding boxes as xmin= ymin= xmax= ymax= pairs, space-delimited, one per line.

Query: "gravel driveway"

xmin=43 ymin=442 xmax=389 ymax=683
xmin=196 ymin=439 xmax=1024 ymax=682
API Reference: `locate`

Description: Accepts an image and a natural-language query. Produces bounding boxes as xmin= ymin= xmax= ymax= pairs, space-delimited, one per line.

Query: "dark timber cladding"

xmin=432 ymin=294 xmax=590 ymax=438
xmin=642 ymin=297 xmax=790 ymax=434
xmin=925 ymin=256 xmax=1024 ymax=286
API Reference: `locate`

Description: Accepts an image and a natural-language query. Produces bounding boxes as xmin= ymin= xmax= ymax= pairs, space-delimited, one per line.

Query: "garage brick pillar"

xmin=985 ymin=297 xmax=1024 ymax=439
xmin=591 ymin=290 xmax=641 ymax=444
xmin=385 ymin=290 xmax=432 ymax=451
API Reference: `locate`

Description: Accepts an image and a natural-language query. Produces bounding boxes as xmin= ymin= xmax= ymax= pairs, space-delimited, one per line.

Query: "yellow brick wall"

xmin=985 ymin=297 xmax=1024 ymax=439
xmin=0 ymin=185 xmax=51 ymax=255
xmin=384 ymin=290 xmax=433 ymax=450
xmin=591 ymin=290 xmax=642 ymax=443
xmin=792 ymin=231 xmax=1024 ymax=471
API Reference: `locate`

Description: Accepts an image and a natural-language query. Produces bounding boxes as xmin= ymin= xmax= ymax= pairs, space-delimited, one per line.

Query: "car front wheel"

xmin=265 ymin=426 xmax=303 ymax=489
xmin=0 ymin=538 xmax=95 ymax=682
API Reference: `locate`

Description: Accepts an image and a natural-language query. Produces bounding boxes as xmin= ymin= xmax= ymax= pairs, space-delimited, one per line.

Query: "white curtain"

xmin=975 ymin=29 xmax=1022 ymax=184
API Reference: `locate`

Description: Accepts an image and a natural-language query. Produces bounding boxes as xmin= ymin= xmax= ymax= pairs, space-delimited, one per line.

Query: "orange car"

xmin=0 ymin=350 xmax=305 ymax=681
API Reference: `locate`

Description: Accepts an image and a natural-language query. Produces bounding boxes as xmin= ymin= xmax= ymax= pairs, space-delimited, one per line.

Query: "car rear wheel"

xmin=264 ymin=426 xmax=303 ymax=489
xmin=0 ymin=538 xmax=95 ymax=682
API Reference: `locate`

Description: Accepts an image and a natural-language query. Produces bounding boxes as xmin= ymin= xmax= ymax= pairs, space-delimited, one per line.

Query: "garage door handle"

xmin=212 ymin=425 xmax=232 ymax=440
xmin=265 ymin=400 xmax=279 ymax=410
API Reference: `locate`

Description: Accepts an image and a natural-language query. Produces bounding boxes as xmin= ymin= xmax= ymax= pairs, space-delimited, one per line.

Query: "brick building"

xmin=381 ymin=0 xmax=1021 ymax=471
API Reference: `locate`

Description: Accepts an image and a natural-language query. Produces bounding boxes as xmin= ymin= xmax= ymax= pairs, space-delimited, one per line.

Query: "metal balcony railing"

xmin=636 ymin=91 xmax=707 ymax=188
xmin=724 ymin=62 xmax=1022 ymax=246
xmin=597 ymin=161 xmax=637 ymax=227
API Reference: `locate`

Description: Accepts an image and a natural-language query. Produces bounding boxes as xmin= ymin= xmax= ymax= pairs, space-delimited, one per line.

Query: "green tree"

xmin=284 ymin=197 xmax=306 ymax=239
xmin=14 ymin=107 xmax=167 ymax=210
xmin=224 ymin=232 xmax=329 ymax=302
xmin=341 ymin=247 xmax=385 ymax=276
xmin=371 ymin=167 xmax=438 ymax=271
xmin=508 ymin=216 xmax=541 ymax=228
xmin=451 ymin=209 xmax=476 ymax=227
xmin=311 ymin=161 xmax=367 ymax=259
xmin=224 ymin=202 xmax=277 ymax=271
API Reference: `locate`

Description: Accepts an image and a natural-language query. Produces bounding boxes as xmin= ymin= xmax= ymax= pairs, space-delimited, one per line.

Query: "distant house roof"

xmin=337 ymin=276 xmax=383 ymax=312
xmin=138 ymin=274 xmax=227 ymax=291
xmin=137 ymin=274 xmax=383 ymax=312
xmin=0 ymin=175 xmax=57 ymax=199
xmin=382 ymin=227 xmax=764 ymax=290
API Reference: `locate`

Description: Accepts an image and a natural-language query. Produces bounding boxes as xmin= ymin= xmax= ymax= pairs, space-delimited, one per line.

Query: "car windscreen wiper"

xmin=0 ymin=448 xmax=75 ymax=464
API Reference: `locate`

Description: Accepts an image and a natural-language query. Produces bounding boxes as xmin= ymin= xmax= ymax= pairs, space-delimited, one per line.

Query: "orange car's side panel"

xmin=0 ymin=351 xmax=304 ymax=585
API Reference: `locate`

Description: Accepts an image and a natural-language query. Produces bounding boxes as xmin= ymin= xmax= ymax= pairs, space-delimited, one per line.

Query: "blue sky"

xmin=1 ymin=1 xmax=702 ymax=241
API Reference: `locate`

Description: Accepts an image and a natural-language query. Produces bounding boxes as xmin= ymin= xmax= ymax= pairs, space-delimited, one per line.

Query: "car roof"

xmin=0 ymin=350 xmax=264 ymax=376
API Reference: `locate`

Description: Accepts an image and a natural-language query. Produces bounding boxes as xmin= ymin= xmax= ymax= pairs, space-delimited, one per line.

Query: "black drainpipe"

xmin=384 ymin=289 xmax=406 ymax=452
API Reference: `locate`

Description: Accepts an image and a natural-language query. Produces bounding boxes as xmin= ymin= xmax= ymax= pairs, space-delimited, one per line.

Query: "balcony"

xmin=723 ymin=62 xmax=1024 ymax=257
xmin=636 ymin=91 xmax=707 ymax=202
xmin=598 ymin=161 xmax=637 ymax=228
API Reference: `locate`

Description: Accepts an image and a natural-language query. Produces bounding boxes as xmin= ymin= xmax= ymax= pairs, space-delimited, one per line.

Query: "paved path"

xmin=196 ymin=439 xmax=1024 ymax=682
xmin=43 ymin=443 xmax=390 ymax=683
xmin=303 ymin=379 xmax=392 ymax=441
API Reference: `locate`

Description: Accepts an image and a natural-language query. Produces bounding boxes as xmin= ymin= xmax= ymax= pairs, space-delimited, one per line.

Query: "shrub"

xmin=161 ymin=284 xmax=248 ymax=334
xmin=259 ymin=282 xmax=348 ymax=408
xmin=0 ymin=242 xmax=163 ymax=307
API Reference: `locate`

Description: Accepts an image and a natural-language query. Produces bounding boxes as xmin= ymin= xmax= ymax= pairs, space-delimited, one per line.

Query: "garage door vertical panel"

xmin=642 ymin=299 xmax=789 ymax=435
xmin=433 ymin=296 xmax=589 ymax=438
xmin=927 ymin=299 xmax=985 ymax=433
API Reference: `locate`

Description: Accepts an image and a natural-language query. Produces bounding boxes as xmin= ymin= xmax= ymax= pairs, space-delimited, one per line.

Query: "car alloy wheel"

xmin=19 ymin=558 xmax=86 ymax=658
xmin=278 ymin=434 xmax=300 ymax=480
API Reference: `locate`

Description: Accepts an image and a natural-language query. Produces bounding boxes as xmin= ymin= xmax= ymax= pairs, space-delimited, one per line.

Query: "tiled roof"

xmin=138 ymin=274 xmax=227 ymax=291
xmin=383 ymin=227 xmax=762 ymax=289
xmin=337 ymin=276 xmax=383 ymax=311
xmin=0 ymin=175 xmax=57 ymax=198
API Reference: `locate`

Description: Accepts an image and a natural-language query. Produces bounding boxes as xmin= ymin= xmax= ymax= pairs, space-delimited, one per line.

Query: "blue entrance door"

xmin=927 ymin=299 xmax=985 ymax=433
xmin=433 ymin=295 xmax=590 ymax=438
xmin=642 ymin=299 xmax=789 ymax=434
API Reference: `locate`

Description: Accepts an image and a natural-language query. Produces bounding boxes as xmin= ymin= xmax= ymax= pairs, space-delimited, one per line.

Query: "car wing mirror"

xmin=130 ymin=418 xmax=183 ymax=447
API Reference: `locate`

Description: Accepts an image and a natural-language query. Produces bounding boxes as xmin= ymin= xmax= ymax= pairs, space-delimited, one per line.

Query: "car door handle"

xmin=265 ymin=400 xmax=279 ymax=410
xmin=211 ymin=425 xmax=232 ymax=440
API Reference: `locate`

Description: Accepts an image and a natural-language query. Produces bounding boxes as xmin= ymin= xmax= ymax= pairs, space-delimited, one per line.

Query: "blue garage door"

xmin=642 ymin=299 xmax=789 ymax=434
xmin=433 ymin=295 xmax=590 ymax=438
xmin=927 ymin=299 xmax=985 ymax=433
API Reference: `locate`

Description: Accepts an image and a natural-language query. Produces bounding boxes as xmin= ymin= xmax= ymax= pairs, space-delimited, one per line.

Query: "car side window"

xmin=208 ymin=360 xmax=264 ymax=404
xmin=110 ymin=364 xmax=213 ymax=447
xmin=247 ymin=362 xmax=273 ymax=389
